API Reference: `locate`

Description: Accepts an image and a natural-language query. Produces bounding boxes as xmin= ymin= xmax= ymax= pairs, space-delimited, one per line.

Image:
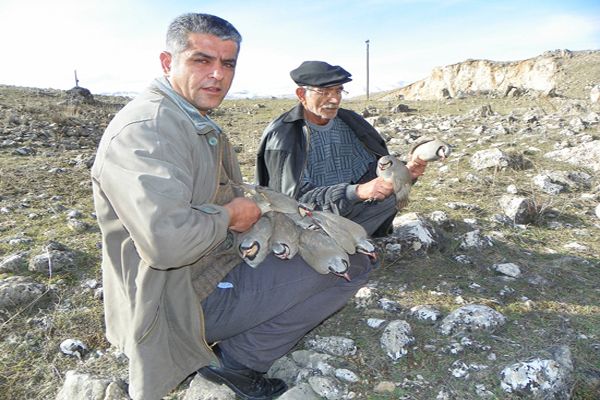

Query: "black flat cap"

xmin=290 ymin=61 xmax=352 ymax=87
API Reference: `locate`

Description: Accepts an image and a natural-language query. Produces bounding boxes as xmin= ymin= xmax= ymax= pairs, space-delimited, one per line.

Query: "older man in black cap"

xmin=257 ymin=60 xmax=427 ymax=236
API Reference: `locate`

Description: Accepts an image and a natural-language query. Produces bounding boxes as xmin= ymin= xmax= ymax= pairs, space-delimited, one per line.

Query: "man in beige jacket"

xmin=92 ymin=13 xmax=373 ymax=400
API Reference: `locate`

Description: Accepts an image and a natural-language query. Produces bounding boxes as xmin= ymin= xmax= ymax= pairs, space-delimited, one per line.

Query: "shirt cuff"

xmin=346 ymin=184 xmax=361 ymax=203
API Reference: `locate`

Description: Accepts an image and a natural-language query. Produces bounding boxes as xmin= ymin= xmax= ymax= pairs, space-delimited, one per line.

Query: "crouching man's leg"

xmin=345 ymin=195 xmax=398 ymax=237
xmin=198 ymin=253 xmax=373 ymax=398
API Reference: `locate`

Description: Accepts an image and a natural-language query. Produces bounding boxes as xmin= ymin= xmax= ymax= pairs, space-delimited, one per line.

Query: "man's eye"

xmin=224 ymin=62 xmax=236 ymax=69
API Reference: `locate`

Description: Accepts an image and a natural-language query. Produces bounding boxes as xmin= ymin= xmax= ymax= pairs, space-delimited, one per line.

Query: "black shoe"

xmin=198 ymin=365 xmax=287 ymax=400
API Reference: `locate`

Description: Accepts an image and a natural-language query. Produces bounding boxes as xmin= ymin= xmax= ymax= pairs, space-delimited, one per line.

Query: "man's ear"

xmin=295 ymin=87 xmax=306 ymax=102
xmin=159 ymin=51 xmax=172 ymax=75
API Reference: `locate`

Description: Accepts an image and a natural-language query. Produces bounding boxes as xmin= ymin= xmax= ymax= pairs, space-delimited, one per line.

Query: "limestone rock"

xmin=439 ymin=304 xmax=506 ymax=335
xmin=380 ymin=320 xmax=415 ymax=361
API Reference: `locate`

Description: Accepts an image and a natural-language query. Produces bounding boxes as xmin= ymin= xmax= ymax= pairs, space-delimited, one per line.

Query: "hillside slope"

xmin=378 ymin=49 xmax=600 ymax=101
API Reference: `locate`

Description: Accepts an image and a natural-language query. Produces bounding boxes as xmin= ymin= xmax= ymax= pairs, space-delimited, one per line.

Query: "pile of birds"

xmin=233 ymin=182 xmax=375 ymax=281
xmin=234 ymin=137 xmax=452 ymax=281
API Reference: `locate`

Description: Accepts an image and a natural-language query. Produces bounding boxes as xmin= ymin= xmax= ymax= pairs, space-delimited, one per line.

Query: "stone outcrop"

xmin=382 ymin=50 xmax=600 ymax=101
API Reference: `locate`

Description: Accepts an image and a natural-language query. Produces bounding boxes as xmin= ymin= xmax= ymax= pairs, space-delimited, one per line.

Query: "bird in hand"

xmin=376 ymin=154 xmax=412 ymax=209
xmin=237 ymin=214 xmax=273 ymax=268
xmin=409 ymin=137 xmax=452 ymax=162
xmin=298 ymin=228 xmax=351 ymax=281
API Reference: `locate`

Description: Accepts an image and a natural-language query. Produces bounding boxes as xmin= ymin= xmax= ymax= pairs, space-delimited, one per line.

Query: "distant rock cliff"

xmin=382 ymin=49 xmax=600 ymax=101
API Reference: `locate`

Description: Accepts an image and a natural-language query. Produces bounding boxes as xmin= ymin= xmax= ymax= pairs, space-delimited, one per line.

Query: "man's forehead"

xmin=185 ymin=33 xmax=238 ymax=52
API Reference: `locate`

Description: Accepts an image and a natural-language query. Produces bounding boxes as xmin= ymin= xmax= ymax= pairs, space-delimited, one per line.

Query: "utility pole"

xmin=365 ymin=39 xmax=370 ymax=100
xmin=74 ymin=70 xmax=79 ymax=87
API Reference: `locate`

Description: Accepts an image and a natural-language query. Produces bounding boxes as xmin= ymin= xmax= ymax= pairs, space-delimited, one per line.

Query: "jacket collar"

xmin=282 ymin=103 xmax=307 ymax=123
xmin=151 ymin=76 xmax=222 ymax=135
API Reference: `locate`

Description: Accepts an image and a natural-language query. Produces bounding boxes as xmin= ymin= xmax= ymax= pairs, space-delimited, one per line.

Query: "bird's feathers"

xmin=376 ymin=155 xmax=412 ymax=209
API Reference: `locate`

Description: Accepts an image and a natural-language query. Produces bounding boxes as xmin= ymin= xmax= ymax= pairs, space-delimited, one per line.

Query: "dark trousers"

xmin=201 ymin=253 xmax=373 ymax=372
xmin=345 ymin=195 xmax=397 ymax=236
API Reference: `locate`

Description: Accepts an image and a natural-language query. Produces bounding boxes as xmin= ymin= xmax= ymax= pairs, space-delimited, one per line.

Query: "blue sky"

xmin=1 ymin=0 xmax=598 ymax=98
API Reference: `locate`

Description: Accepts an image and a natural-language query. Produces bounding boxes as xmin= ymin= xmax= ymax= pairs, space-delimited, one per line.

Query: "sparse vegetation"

xmin=0 ymin=49 xmax=599 ymax=399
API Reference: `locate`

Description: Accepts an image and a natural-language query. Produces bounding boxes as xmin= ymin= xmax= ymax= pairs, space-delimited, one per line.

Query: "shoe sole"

xmin=198 ymin=367 xmax=287 ymax=400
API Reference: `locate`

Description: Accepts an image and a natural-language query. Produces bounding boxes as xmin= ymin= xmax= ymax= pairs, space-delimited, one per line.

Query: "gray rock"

xmin=544 ymin=140 xmax=600 ymax=171
xmin=380 ymin=320 xmax=415 ymax=361
xmin=334 ymin=368 xmax=359 ymax=383
xmin=183 ymin=373 xmax=236 ymax=400
xmin=367 ymin=318 xmax=386 ymax=328
xmin=0 ymin=252 xmax=29 ymax=273
xmin=278 ymin=383 xmax=321 ymax=400
xmin=469 ymin=148 xmax=511 ymax=170
xmin=439 ymin=304 xmax=506 ymax=335
xmin=268 ymin=355 xmax=302 ymax=385
xmin=491 ymin=262 xmax=522 ymax=278
xmin=307 ymin=376 xmax=345 ymax=400
xmin=0 ymin=276 xmax=46 ymax=310
xmin=305 ymin=336 xmax=357 ymax=357
xmin=595 ymin=204 xmax=600 ymax=219
xmin=499 ymin=195 xmax=538 ymax=224
xmin=500 ymin=345 xmax=574 ymax=399
xmin=55 ymin=370 xmax=128 ymax=400
xmin=28 ymin=249 xmax=75 ymax=273
xmin=459 ymin=230 xmax=493 ymax=250
xmin=378 ymin=297 xmax=402 ymax=313
xmin=391 ymin=212 xmax=438 ymax=251
xmin=410 ymin=305 xmax=442 ymax=322
xmin=291 ymin=350 xmax=334 ymax=375
xmin=591 ymin=84 xmax=600 ymax=103
xmin=533 ymin=174 xmax=565 ymax=194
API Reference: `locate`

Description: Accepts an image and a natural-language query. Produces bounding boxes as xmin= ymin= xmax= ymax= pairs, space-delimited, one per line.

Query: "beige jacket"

xmin=91 ymin=78 xmax=243 ymax=399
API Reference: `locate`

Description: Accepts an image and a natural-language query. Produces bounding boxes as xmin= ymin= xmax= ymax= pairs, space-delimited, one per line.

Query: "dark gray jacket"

xmin=256 ymin=103 xmax=389 ymax=215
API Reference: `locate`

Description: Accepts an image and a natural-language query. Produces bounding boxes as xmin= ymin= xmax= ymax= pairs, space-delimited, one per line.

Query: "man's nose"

xmin=209 ymin=65 xmax=224 ymax=80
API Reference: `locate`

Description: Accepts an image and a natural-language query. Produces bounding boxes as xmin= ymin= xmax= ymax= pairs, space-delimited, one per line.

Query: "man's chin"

xmin=320 ymin=109 xmax=339 ymax=118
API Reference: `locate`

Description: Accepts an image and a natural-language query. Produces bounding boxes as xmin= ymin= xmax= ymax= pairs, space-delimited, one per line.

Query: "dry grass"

xmin=0 ymin=81 xmax=599 ymax=399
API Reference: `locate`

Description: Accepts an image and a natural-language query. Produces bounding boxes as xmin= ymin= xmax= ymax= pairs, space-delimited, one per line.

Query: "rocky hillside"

xmin=1 ymin=50 xmax=600 ymax=400
xmin=379 ymin=49 xmax=600 ymax=101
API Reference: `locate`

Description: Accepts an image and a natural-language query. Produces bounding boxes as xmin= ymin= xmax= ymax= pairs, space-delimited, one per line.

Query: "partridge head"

xmin=237 ymin=214 xmax=273 ymax=268
xmin=409 ymin=137 xmax=452 ymax=162
xmin=298 ymin=228 xmax=351 ymax=281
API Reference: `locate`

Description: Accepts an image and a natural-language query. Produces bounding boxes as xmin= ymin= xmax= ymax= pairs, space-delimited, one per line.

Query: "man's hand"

xmin=356 ymin=177 xmax=394 ymax=201
xmin=223 ymin=197 xmax=261 ymax=232
xmin=406 ymin=155 xmax=428 ymax=180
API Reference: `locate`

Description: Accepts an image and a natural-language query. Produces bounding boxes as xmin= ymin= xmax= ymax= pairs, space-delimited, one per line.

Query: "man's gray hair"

xmin=166 ymin=13 xmax=242 ymax=55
